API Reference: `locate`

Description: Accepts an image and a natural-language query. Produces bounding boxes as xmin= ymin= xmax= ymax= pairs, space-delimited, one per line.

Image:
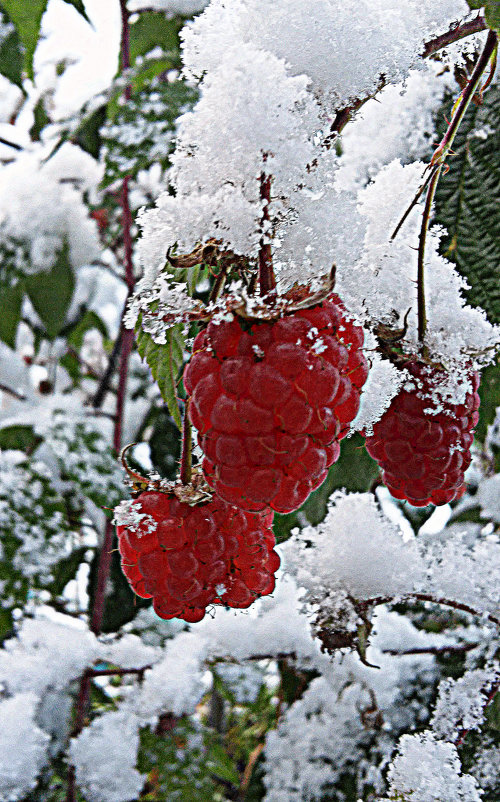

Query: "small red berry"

xmin=184 ymin=297 xmax=368 ymax=513
xmin=364 ymin=361 xmax=479 ymax=507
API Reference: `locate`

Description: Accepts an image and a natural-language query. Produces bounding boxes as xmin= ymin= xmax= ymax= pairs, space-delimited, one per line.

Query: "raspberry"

xmin=115 ymin=491 xmax=279 ymax=622
xmin=184 ymin=296 xmax=368 ymax=513
xmin=364 ymin=362 xmax=480 ymax=507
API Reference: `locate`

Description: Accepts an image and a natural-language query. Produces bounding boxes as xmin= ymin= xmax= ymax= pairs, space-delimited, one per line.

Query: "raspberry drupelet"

xmin=364 ymin=361 xmax=480 ymax=507
xmin=183 ymin=296 xmax=368 ymax=513
xmin=115 ymin=490 xmax=279 ymax=623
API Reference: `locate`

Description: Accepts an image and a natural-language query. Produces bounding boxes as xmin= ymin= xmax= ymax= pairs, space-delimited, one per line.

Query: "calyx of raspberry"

xmin=120 ymin=445 xmax=212 ymax=505
xmin=364 ymin=360 xmax=480 ymax=507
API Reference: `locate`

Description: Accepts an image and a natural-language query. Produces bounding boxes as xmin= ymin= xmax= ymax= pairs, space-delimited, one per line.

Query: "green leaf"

xmin=29 ymin=95 xmax=50 ymax=141
xmin=0 ymin=6 xmax=23 ymax=87
xmin=485 ymin=690 xmax=500 ymax=730
xmin=67 ymin=309 xmax=108 ymax=350
xmin=432 ymin=81 xmax=500 ymax=324
xmin=45 ymin=547 xmax=87 ymax=596
xmin=61 ymin=0 xmax=91 ymax=23
xmin=0 ymin=425 xmax=42 ymax=453
xmin=485 ymin=0 xmax=500 ymax=30
xmin=206 ymin=742 xmax=241 ymax=786
xmin=1 ymin=0 xmax=48 ymax=79
xmin=128 ymin=11 xmax=183 ymax=67
xmin=24 ymin=241 xmax=75 ymax=339
xmin=136 ymin=321 xmax=184 ymax=430
xmin=0 ymin=281 xmax=23 ymax=348
xmin=73 ymin=104 xmax=106 ymax=159
xmin=476 ymin=358 xmax=500 ymax=442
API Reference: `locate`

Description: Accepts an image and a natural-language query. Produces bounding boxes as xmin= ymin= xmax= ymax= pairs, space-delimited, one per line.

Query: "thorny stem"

xmin=326 ymin=16 xmax=488 ymax=143
xmin=416 ymin=29 xmax=498 ymax=346
xmin=360 ymin=593 xmax=500 ymax=628
xmin=180 ymin=401 xmax=193 ymax=485
xmin=258 ymin=163 xmax=276 ymax=296
xmin=68 ymin=5 xmax=136 ymax=799
xmin=422 ymin=14 xmax=487 ymax=59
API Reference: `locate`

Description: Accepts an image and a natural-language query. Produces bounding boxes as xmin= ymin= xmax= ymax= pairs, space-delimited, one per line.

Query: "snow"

xmin=386 ymin=732 xmax=482 ymax=801
xmin=0 ymin=694 xmax=51 ymax=801
xmin=0 ymin=148 xmax=100 ymax=285
xmin=70 ymin=710 xmax=145 ymax=802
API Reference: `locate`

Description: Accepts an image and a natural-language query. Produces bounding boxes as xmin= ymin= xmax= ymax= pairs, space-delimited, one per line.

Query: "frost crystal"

xmin=0 ymin=149 xmax=100 ymax=286
xmin=431 ymin=665 xmax=500 ymax=740
xmin=386 ymin=732 xmax=482 ymax=801
xmin=70 ymin=710 xmax=145 ymax=802
xmin=0 ymin=694 xmax=50 ymax=801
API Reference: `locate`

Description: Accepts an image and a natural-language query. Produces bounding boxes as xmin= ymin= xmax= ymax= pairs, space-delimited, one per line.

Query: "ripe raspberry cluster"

xmin=116 ymin=490 xmax=279 ymax=623
xmin=184 ymin=297 xmax=368 ymax=513
xmin=365 ymin=362 xmax=480 ymax=506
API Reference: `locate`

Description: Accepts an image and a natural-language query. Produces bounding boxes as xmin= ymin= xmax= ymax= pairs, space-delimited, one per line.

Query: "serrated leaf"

xmin=61 ymin=0 xmax=91 ymax=23
xmin=1 ymin=0 xmax=48 ymax=79
xmin=0 ymin=281 xmax=23 ymax=347
xmin=136 ymin=322 xmax=184 ymax=430
xmin=432 ymin=82 xmax=500 ymax=324
xmin=24 ymin=241 xmax=75 ymax=339
xmin=0 ymin=6 xmax=23 ymax=87
xmin=206 ymin=742 xmax=241 ymax=786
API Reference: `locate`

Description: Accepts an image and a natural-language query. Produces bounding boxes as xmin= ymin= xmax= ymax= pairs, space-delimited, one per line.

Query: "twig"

xmin=416 ymin=29 xmax=498 ymax=345
xmin=360 ymin=593 xmax=500 ymax=628
xmin=87 ymin=664 xmax=151 ymax=679
xmin=0 ymin=383 xmax=26 ymax=401
xmin=239 ymin=743 xmax=265 ymax=800
xmin=0 ymin=135 xmax=23 ymax=150
xmin=258 ymin=159 xmax=276 ymax=296
xmin=422 ymin=15 xmax=487 ymax=59
xmin=91 ymin=327 xmax=122 ymax=408
xmin=180 ymin=401 xmax=192 ymax=485
xmin=383 ymin=643 xmax=479 ymax=657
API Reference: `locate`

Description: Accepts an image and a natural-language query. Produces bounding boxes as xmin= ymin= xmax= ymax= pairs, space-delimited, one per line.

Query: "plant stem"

xmin=67 ymin=6 xmax=136 ymax=799
xmin=180 ymin=401 xmax=192 ymax=485
xmin=422 ymin=15 xmax=487 ymax=58
xmin=258 ymin=164 xmax=276 ymax=295
xmin=416 ymin=29 xmax=498 ymax=346
xmin=360 ymin=593 xmax=500 ymax=628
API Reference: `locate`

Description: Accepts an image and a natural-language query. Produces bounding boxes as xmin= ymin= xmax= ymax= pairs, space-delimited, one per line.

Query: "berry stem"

xmin=258 ymin=157 xmax=277 ymax=296
xmin=416 ymin=29 xmax=498 ymax=346
xmin=180 ymin=400 xmax=193 ymax=485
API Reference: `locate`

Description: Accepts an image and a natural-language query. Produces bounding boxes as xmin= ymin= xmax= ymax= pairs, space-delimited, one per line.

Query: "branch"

xmin=422 ymin=15 xmax=487 ymax=58
xmin=0 ymin=383 xmax=26 ymax=401
xmin=416 ymin=29 xmax=498 ymax=345
xmin=326 ymin=15 xmax=489 ymax=142
xmin=258 ymin=159 xmax=276 ymax=296
xmin=383 ymin=643 xmax=479 ymax=657
xmin=68 ymin=5 xmax=137 ymax=799
xmin=360 ymin=593 xmax=500 ymax=628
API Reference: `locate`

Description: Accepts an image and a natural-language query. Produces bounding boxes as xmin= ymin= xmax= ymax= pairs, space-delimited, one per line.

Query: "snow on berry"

xmin=364 ymin=360 xmax=480 ymax=507
xmin=114 ymin=490 xmax=279 ymax=622
xmin=183 ymin=296 xmax=369 ymax=513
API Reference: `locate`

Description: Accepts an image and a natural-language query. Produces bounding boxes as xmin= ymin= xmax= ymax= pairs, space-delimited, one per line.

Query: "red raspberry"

xmin=114 ymin=491 xmax=279 ymax=622
xmin=184 ymin=296 xmax=368 ymax=513
xmin=364 ymin=362 xmax=480 ymax=507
